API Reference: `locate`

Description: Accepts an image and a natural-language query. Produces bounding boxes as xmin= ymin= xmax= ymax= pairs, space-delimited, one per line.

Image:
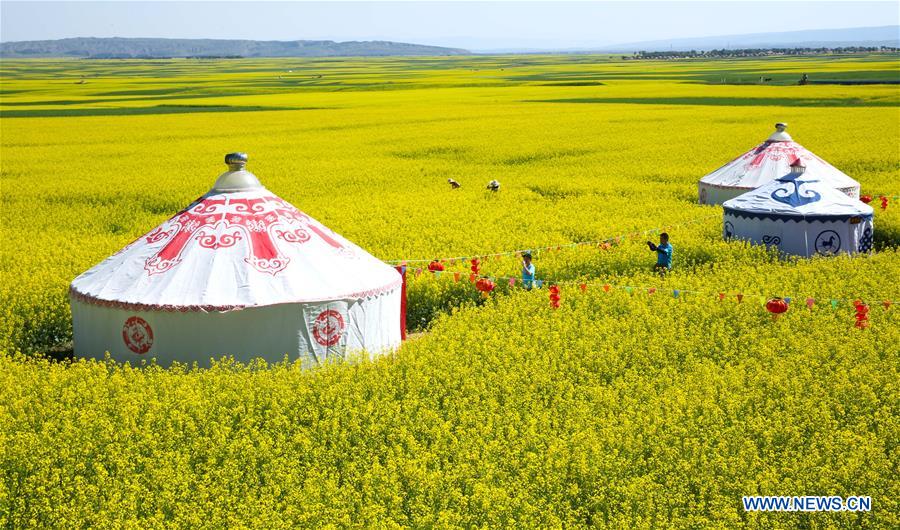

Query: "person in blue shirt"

xmin=521 ymin=251 xmax=536 ymax=289
xmin=647 ymin=232 xmax=673 ymax=274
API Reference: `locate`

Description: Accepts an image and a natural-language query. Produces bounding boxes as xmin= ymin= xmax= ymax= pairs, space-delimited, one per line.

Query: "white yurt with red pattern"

xmin=70 ymin=153 xmax=402 ymax=366
xmin=698 ymin=123 xmax=860 ymax=205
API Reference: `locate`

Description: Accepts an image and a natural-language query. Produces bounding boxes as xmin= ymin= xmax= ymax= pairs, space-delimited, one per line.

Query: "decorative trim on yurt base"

xmin=723 ymin=208 xmax=873 ymax=224
xmin=69 ymin=278 xmax=402 ymax=313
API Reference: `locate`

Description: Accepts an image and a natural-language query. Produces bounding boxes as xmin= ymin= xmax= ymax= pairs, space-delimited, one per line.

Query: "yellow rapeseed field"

xmin=1 ymin=55 xmax=898 ymax=528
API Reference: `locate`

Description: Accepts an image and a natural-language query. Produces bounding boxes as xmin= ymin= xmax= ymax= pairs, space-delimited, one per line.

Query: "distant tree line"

xmin=623 ymin=46 xmax=899 ymax=60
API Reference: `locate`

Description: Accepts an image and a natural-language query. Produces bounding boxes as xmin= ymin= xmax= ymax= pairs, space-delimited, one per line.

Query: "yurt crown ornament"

xmin=769 ymin=122 xmax=790 ymax=142
xmin=69 ymin=153 xmax=404 ymax=367
xmin=225 ymin=151 xmax=248 ymax=169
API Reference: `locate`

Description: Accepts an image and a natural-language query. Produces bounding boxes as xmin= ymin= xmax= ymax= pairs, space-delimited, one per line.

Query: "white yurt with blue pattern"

xmin=722 ymin=159 xmax=874 ymax=257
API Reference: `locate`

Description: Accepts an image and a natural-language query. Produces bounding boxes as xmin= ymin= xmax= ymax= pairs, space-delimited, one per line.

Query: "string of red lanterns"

xmin=406 ymin=265 xmax=893 ymax=327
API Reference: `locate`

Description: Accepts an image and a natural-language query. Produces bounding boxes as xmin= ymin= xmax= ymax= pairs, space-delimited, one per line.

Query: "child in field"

xmin=521 ymin=251 xmax=535 ymax=289
xmin=647 ymin=232 xmax=673 ymax=274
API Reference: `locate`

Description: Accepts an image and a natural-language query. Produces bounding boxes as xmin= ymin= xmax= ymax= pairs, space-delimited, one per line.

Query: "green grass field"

xmin=1 ymin=54 xmax=899 ymax=528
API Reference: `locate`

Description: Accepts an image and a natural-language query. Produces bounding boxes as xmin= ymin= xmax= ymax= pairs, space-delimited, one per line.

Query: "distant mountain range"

xmin=1 ymin=26 xmax=897 ymax=58
xmin=0 ymin=37 xmax=469 ymax=58
xmin=595 ymin=25 xmax=900 ymax=53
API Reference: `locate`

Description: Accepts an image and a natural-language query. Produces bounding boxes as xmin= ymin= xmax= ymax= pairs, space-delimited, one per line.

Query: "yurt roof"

xmin=700 ymin=123 xmax=860 ymax=190
xmin=722 ymin=161 xmax=874 ymax=223
xmin=70 ymin=153 xmax=401 ymax=311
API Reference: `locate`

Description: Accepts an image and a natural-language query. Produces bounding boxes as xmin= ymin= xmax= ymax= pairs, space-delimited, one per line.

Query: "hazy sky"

xmin=2 ymin=1 xmax=898 ymax=50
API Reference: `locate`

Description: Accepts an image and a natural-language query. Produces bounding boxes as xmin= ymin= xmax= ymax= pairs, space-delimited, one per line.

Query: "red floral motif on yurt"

xmin=142 ymin=194 xmax=347 ymax=276
xmin=122 ymin=316 xmax=154 ymax=354
xmin=312 ymin=309 xmax=345 ymax=346
xmin=741 ymin=142 xmax=826 ymax=169
xmin=276 ymin=228 xmax=312 ymax=243
xmin=195 ymin=229 xmax=243 ymax=249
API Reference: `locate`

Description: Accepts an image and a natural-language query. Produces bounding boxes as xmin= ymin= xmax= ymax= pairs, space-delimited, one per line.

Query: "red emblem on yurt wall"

xmin=122 ymin=316 xmax=154 ymax=354
xmin=312 ymin=310 xmax=345 ymax=346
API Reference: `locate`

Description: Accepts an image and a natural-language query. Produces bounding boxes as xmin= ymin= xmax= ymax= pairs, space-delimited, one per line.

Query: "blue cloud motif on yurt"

xmin=770 ymin=177 xmax=821 ymax=207
xmin=770 ymin=158 xmax=821 ymax=207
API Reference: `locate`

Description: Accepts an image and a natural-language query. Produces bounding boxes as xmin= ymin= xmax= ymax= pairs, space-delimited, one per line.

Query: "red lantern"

xmin=854 ymin=300 xmax=870 ymax=329
xmin=549 ymin=285 xmax=561 ymax=308
xmin=428 ymin=260 xmax=445 ymax=272
xmin=880 ymin=196 xmax=889 ymax=210
xmin=860 ymin=195 xmax=872 ymax=204
xmin=766 ymin=298 xmax=789 ymax=319
xmin=470 ymin=258 xmax=480 ymax=274
xmin=476 ymin=278 xmax=495 ymax=293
